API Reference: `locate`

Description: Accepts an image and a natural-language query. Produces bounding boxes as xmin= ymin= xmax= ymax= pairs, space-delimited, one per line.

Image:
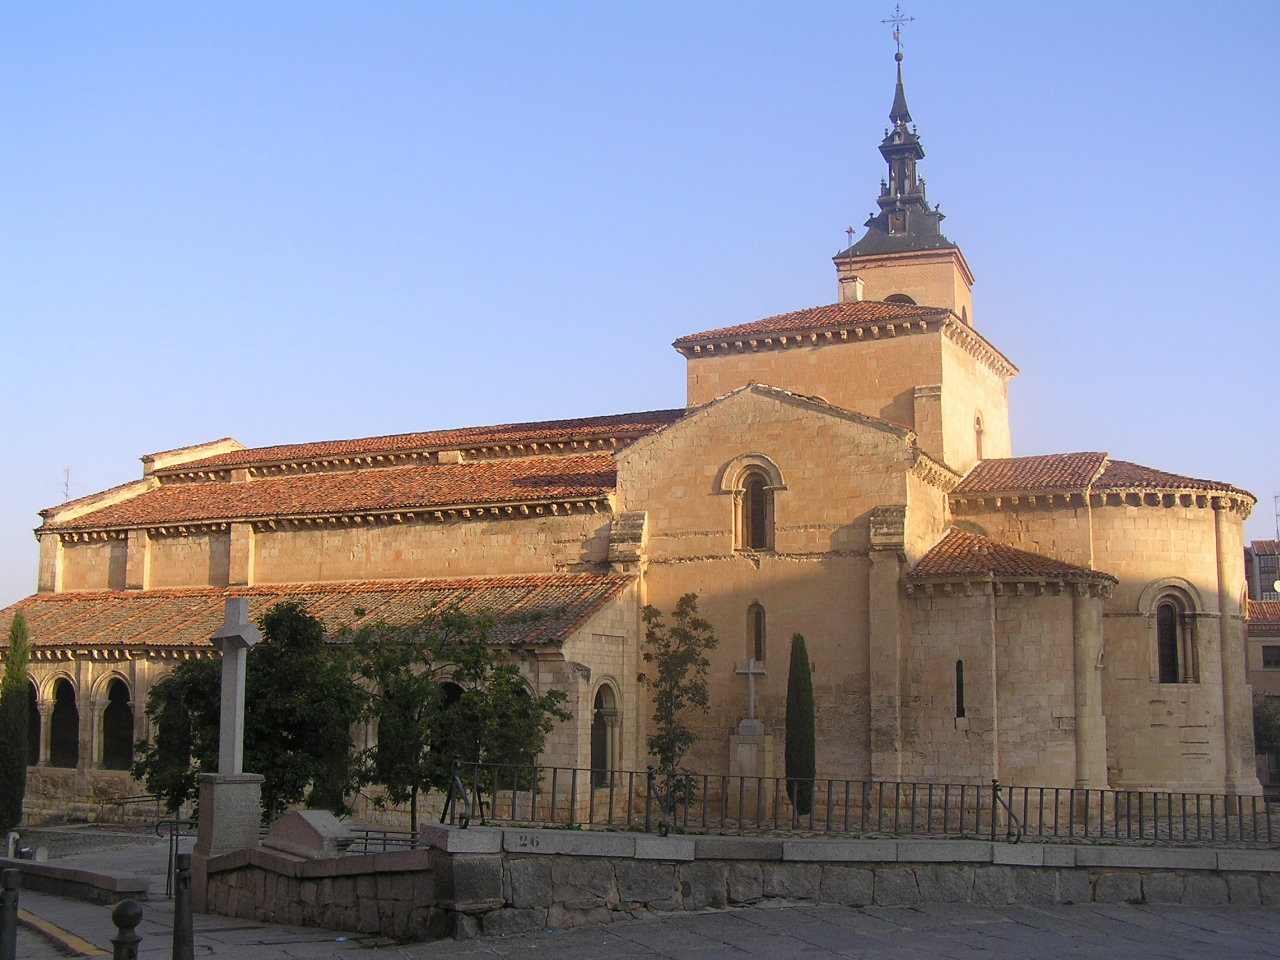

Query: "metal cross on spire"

xmin=882 ymin=4 xmax=915 ymax=54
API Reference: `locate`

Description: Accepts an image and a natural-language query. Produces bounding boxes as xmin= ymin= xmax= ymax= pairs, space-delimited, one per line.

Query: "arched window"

xmin=974 ymin=412 xmax=985 ymax=461
xmin=1157 ymin=600 xmax=1185 ymax=683
xmin=885 ymin=293 xmax=916 ymax=305
xmin=50 ymin=678 xmax=79 ymax=768
xmin=590 ymin=684 xmax=619 ymax=788
xmin=748 ymin=604 xmax=766 ymax=662
xmin=101 ymin=679 xmax=134 ymax=770
xmin=27 ymin=681 xmax=39 ymax=766
xmin=739 ymin=471 xmax=773 ymax=551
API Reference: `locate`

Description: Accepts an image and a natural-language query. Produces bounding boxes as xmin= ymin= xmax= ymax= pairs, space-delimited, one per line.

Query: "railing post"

xmin=111 ymin=899 xmax=143 ymax=960
xmin=645 ymin=766 xmax=655 ymax=833
xmin=0 ymin=869 xmax=18 ymax=960
xmin=989 ymin=779 xmax=999 ymax=843
xmin=173 ymin=853 xmax=193 ymax=960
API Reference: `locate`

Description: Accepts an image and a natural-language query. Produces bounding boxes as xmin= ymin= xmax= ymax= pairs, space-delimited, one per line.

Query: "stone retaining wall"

xmin=205 ymin=846 xmax=449 ymax=941
xmin=204 ymin=826 xmax=1280 ymax=943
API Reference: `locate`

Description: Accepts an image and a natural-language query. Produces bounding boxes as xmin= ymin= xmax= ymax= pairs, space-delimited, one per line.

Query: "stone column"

xmin=867 ymin=506 xmax=906 ymax=781
xmin=37 ymin=534 xmax=62 ymax=593
xmin=1070 ymin=583 xmax=1108 ymax=788
xmin=37 ymin=702 xmax=53 ymax=766
xmin=1215 ymin=502 xmax=1260 ymax=794
xmin=228 ymin=522 xmax=256 ymax=587
xmin=124 ymin=530 xmax=150 ymax=591
xmin=88 ymin=697 xmax=105 ymax=768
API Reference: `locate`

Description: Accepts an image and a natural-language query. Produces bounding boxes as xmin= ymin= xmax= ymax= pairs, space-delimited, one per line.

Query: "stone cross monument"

xmin=193 ymin=597 xmax=266 ymax=910
xmin=728 ymin=659 xmax=774 ymax=818
xmin=211 ymin=598 xmax=261 ymax=774
xmin=734 ymin=659 xmax=767 ymax=736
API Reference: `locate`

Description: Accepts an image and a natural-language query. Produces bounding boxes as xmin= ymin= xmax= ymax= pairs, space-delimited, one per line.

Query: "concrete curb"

xmin=18 ymin=907 xmax=108 ymax=957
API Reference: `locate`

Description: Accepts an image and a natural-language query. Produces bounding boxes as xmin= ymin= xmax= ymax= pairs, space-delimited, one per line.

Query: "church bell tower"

xmin=834 ymin=51 xmax=975 ymax=324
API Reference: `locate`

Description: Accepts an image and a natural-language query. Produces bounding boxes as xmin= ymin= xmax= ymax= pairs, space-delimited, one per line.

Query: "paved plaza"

xmin=13 ymin=889 xmax=1280 ymax=959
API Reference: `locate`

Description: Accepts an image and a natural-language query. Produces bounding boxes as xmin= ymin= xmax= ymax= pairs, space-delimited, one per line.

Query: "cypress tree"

xmin=785 ymin=633 xmax=816 ymax=817
xmin=0 ymin=611 xmax=32 ymax=832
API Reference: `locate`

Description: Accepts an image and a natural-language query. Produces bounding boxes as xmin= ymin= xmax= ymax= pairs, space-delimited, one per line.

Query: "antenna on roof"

xmin=1274 ymin=492 xmax=1278 ymax=539
xmin=62 ymin=467 xmax=70 ymax=503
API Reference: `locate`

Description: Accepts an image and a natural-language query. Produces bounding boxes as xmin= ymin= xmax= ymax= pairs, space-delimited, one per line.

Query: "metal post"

xmin=111 ymin=899 xmax=143 ymax=960
xmin=1 ymin=869 xmax=19 ymax=960
xmin=172 ymin=853 xmax=193 ymax=960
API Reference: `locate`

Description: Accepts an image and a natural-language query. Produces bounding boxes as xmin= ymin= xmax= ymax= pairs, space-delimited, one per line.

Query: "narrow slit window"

xmin=955 ymin=659 xmax=966 ymax=718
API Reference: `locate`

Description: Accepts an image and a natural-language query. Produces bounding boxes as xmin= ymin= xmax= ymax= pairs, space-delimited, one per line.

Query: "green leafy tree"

xmin=639 ymin=594 xmax=718 ymax=774
xmin=785 ymin=633 xmax=816 ymax=817
xmin=0 ymin=612 xmax=33 ymax=831
xmin=1254 ymin=693 xmax=1280 ymax=756
xmin=131 ymin=657 xmax=220 ymax=814
xmin=134 ymin=601 xmax=364 ymax=820
xmin=351 ymin=606 xmax=569 ymax=832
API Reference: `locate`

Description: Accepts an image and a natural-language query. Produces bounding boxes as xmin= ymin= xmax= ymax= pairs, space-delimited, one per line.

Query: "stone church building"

xmin=3 ymin=54 xmax=1261 ymax=818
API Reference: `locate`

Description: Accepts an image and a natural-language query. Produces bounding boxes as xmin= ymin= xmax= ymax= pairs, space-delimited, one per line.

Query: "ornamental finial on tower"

xmin=835 ymin=6 xmax=955 ymax=261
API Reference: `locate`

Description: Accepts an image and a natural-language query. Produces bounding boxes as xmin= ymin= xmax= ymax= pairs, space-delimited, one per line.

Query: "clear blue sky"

xmin=3 ymin=1 xmax=1278 ymax=607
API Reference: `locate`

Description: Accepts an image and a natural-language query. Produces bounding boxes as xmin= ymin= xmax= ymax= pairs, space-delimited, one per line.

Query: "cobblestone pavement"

xmin=17 ymin=897 xmax=1280 ymax=959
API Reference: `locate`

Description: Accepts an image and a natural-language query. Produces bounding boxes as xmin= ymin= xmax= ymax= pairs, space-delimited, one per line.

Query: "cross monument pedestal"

xmin=728 ymin=659 xmax=774 ymax=819
xmin=192 ymin=597 xmax=264 ymax=911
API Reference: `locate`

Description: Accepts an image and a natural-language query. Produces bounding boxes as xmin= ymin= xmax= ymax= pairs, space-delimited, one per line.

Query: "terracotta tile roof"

xmin=955 ymin=453 xmax=1109 ymax=494
xmin=165 ymin=410 xmax=685 ymax=473
xmin=673 ymin=300 xmax=947 ymax=346
xmin=1095 ymin=460 xmax=1247 ymax=496
xmin=0 ymin=574 xmax=633 ymax=649
xmin=909 ymin=529 xmax=1114 ymax=582
xmin=1250 ymin=541 xmax=1280 ymax=556
xmin=955 ymin=453 xmax=1249 ymax=499
xmin=1249 ymin=600 xmax=1280 ymax=636
xmin=43 ymin=455 xmax=617 ymax=531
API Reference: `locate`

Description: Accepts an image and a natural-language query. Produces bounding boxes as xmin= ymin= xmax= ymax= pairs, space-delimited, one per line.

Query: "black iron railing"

xmin=448 ymin=760 xmax=1280 ymax=846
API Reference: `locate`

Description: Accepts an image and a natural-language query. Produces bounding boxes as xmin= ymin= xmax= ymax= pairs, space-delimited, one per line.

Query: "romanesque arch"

xmin=590 ymin=681 xmax=620 ymax=787
xmin=101 ymin=677 xmax=134 ymax=770
xmin=49 ymin=677 xmax=79 ymax=768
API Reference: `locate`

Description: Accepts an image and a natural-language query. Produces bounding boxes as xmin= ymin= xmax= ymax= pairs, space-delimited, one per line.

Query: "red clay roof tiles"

xmin=165 ymin=410 xmax=685 ymax=473
xmin=43 ymin=455 xmax=617 ymax=530
xmin=955 ymin=453 xmax=1248 ymax=498
xmin=0 ymin=574 xmax=633 ymax=649
xmin=909 ymin=529 xmax=1113 ymax=582
xmin=1249 ymin=600 xmax=1280 ymax=635
xmin=673 ymin=300 xmax=945 ymax=345
xmin=1250 ymin=541 xmax=1279 ymax=556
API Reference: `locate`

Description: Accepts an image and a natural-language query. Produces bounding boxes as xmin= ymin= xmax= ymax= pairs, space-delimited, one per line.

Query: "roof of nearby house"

xmin=908 ymin=528 xmax=1114 ymax=583
xmin=955 ymin=453 xmax=1249 ymax=499
xmin=1251 ymin=540 xmax=1280 ymax=557
xmin=0 ymin=574 xmax=633 ymax=650
xmin=1250 ymin=600 xmax=1280 ymax=637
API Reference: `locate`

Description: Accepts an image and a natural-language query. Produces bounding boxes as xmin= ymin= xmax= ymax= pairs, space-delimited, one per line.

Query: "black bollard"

xmin=172 ymin=852 xmax=193 ymax=960
xmin=111 ymin=899 xmax=143 ymax=960
xmin=0 ymin=869 xmax=18 ymax=960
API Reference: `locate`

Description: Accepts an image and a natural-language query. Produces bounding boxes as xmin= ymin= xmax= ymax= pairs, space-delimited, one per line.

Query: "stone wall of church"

xmin=58 ymin=538 xmax=127 ymax=592
xmin=45 ymin=512 xmax=614 ymax=593
xmin=952 ymin=498 xmax=1256 ymax=793
xmin=1093 ymin=502 xmax=1253 ymax=792
xmin=903 ymin=589 xmax=1079 ymax=786
xmin=684 ymin=337 xmax=943 ymax=440
xmin=617 ymin=388 xmax=927 ymax=782
xmin=939 ymin=337 xmax=1011 ymax=472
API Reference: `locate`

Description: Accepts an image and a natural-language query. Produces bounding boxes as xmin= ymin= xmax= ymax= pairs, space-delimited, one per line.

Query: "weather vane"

xmin=882 ymin=4 xmax=914 ymax=54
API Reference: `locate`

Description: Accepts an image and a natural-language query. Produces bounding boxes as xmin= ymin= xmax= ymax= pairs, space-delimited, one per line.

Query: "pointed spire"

xmin=889 ymin=52 xmax=912 ymax=126
xmin=835 ymin=47 xmax=954 ymax=260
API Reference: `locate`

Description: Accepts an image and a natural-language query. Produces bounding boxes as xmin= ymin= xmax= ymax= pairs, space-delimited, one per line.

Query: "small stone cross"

xmin=210 ymin=597 xmax=261 ymax=775
xmin=735 ymin=658 xmax=767 ymax=721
